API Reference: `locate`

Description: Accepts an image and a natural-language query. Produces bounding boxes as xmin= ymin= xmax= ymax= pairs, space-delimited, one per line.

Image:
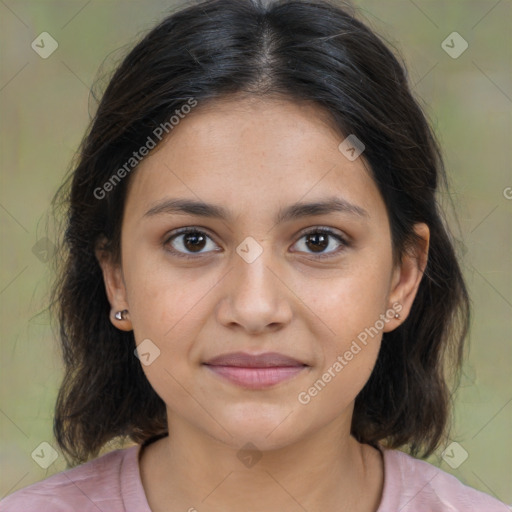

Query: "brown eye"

xmin=181 ymin=231 xmax=207 ymax=252
xmin=292 ymin=228 xmax=349 ymax=258
xmin=305 ymin=232 xmax=329 ymax=252
xmin=164 ymin=228 xmax=218 ymax=258
xmin=164 ymin=226 xmax=349 ymax=261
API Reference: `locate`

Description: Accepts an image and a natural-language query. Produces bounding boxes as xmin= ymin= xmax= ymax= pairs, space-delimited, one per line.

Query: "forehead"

xmin=124 ymin=96 xmax=384 ymax=223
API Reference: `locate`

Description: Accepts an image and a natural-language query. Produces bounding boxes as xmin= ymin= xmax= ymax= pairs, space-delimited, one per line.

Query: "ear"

xmin=95 ymin=236 xmax=133 ymax=331
xmin=383 ymin=223 xmax=430 ymax=332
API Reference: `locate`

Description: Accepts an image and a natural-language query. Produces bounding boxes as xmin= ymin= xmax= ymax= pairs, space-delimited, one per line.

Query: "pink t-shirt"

xmin=1 ymin=443 xmax=508 ymax=511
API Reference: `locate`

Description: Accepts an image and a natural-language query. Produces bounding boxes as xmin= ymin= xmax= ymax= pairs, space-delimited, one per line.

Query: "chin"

xmin=211 ymin=403 xmax=306 ymax=449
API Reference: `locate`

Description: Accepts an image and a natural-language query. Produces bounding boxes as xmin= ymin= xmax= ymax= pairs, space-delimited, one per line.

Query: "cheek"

xmin=296 ymin=277 xmax=387 ymax=419
xmin=306 ymin=262 xmax=392 ymax=342
xmin=124 ymin=251 xmax=214 ymax=342
xmin=125 ymin=265 xmax=210 ymax=420
xmin=297 ymin=263 xmax=390 ymax=400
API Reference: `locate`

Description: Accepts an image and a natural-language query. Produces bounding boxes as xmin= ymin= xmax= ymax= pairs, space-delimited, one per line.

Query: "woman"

xmin=2 ymin=0 xmax=508 ymax=510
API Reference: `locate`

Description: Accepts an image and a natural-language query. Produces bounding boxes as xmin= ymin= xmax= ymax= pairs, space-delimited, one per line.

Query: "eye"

xmin=164 ymin=227 xmax=219 ymax=259
xmin=292 ymin=227 xmax=349 ymax=259
xmin=163 ymin=226 xmax=350 ymax=260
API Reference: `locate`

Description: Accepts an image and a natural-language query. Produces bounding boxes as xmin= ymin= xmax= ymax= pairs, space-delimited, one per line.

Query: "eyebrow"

xmin=143 ymin=196 xmax=369 ymax=223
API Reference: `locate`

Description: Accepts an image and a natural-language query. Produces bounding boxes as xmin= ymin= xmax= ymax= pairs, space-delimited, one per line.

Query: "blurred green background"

xmin=1 ymin=0 xmax=511 ymax=505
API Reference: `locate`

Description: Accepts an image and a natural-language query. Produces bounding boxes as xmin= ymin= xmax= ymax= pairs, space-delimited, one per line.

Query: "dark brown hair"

xmin=49 ymin=0 xmax=470 ymax=466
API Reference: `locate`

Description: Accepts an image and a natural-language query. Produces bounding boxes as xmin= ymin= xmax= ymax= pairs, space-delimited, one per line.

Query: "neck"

xmin=140 ymin=412 xmax=384 ymax=512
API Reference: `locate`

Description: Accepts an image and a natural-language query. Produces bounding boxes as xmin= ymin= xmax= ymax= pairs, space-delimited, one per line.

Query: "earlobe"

xmin=384 ymin=223 xmax=430 ymax=331
xmin=94 ymin=237 xmax=132 ymax=331
xmin=112 ymin=308 xmax=132 ymax=331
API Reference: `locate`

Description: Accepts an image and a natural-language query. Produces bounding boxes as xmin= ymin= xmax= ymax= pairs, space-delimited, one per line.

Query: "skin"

xmin=96 ymin=95 xmax=429 ymax=512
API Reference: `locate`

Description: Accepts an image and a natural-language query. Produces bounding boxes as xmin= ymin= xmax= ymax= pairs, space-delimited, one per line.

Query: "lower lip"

xmin=204 ymin=365 xmax=307 ymax=389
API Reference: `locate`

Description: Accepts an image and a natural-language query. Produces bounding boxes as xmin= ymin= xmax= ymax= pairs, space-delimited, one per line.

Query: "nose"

xmin=215 ymin=243 xmax=293 ymax=334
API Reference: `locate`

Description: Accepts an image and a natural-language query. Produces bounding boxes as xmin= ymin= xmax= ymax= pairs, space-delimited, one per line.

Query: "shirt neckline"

xmin=375 ymin=443 xmax=400 ymax=511
xmin=122 ymin=444 xmax=153 ymax=512
xmin=124 ymin=441 xmax=399 ymax=512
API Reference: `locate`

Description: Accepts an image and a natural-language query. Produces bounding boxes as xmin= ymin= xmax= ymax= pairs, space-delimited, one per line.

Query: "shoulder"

xmin=0 ymin=445 xmax=147 ymax=512
xmin=378 ymin=446 xmax=510 ymax=512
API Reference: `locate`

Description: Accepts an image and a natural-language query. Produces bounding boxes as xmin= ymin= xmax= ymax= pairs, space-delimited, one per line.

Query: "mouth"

xmin=202 ymin=351 xmax=309 ymax=389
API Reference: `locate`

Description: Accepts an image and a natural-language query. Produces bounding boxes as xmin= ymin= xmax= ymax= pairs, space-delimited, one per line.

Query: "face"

xmin=97 ymin=95 xmax=428 ymax=451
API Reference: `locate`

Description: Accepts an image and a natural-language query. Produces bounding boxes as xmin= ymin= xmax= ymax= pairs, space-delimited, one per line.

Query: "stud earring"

xmin=115 ymin=309 xmax=129 ymax=321
xmin=394 ymin=312 xmax=401 ymax=319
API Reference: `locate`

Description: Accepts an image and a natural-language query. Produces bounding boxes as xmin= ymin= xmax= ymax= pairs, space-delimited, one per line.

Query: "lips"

xmin=204 ymin=351 xmax=307 ymax=368
xmin=203 ymin=352 xmax=309 ymax=389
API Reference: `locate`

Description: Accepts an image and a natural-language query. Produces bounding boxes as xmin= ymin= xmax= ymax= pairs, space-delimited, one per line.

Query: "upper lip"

xmin=203 ymin=351 xmax=307 ymax=368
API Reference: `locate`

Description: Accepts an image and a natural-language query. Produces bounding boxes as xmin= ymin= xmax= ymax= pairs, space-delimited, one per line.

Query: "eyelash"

xmin=163 ymin=226 xmax=350 ymax=260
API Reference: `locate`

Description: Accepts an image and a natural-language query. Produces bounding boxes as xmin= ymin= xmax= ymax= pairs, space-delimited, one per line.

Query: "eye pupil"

xmin=306 ymin=233 xmax=328 ymax=252
xmin=184 ymin=232 xmax=206 ymax=252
